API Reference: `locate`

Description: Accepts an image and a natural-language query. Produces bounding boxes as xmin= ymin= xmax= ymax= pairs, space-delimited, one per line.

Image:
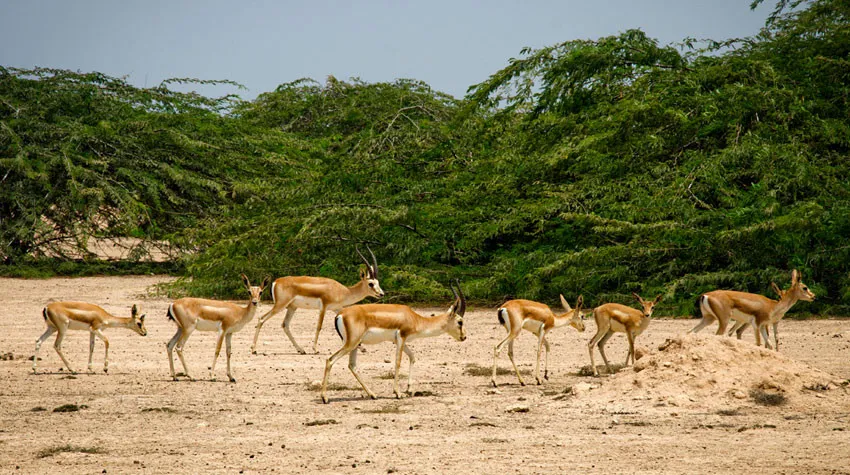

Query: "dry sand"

xmin=1 ymin=276 xmax=849 ymax=474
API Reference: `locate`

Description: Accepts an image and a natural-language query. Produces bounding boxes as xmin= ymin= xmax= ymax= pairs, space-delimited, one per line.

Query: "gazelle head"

xmin=446 ymin=280 xmax=467 ymax=342
xmin=632 ymin=293 xmax=662 ymax=318
xmin=786 ymin=269 xmax=815 ymax=302
xmin=242 ymin=274 xmax=271 ymax=306
xmin=130 ymin=304 xmax=147 ymax=336
xmin=356 ymin=245 xmax=385 ymax=298
xmin=559 ymin=294 xmax=585 ymax=332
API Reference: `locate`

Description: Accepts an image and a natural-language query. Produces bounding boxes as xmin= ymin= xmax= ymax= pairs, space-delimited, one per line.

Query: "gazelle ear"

xmin=241 ymin=273 xmax=251 ymax=290
xmin=560 ymin=294 xmax=572 ymax=311
xmin=770 ymin=282 xmax=782 ymax=297
xmin=575 ymin=295 xmax=584 ymax=311
xmin=654 ymin=294 xmax=663 ymax=304
xmin=359 ymin=267 xmax=368 ymax=280
xmin=791 ymin=269 xmax=800 ymax=285
xmin=131 ymin=304 xmax=138 ymax=318
xmin=632 ymin=292 xmax=644 ymax=304
xmin=140 ymin=314 xmax=146 ymax=322
xmin=261 ymin=275 xmax=272 ymax=290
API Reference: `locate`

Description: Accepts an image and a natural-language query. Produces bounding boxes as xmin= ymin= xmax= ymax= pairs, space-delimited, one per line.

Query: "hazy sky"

xmin=0 ymin=1 xmax=771 ymax=99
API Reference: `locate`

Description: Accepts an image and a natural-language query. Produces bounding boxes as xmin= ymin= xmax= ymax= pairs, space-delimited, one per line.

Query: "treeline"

xmin=1 ymin=0 xmax=848 ymax=315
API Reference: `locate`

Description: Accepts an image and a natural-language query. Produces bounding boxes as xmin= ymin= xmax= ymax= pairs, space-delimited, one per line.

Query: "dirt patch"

xmin=577 ymin=334 xmax=848 ymax=412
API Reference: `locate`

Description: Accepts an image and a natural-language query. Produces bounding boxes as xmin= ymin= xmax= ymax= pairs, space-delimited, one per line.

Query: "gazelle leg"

xmin=751 ymin=317 xmax=762 ymax=347
xmin=251 ymin=301 xmax=287 ymax=354
xmin=225 ymin=333 xmax=236 ymax=382
xmin=281 ymin=306 xmax=306 ymax=355
xmin=507 ymin=339 xmax=526 ymax=386
xmin=53 ymin=325 xmax=75 ymax=374
xmin=166 ymin=328 xmax=183 ymax=380
xmin=534 ymin=329 xmax=546 ymax=385
xmin=33 ymin=327 xmax=56 ymax=373
xmin=93 ymin=329 xmax=109 ymax=373
xmin=393 ymin=334 xmax=407 ymax=398
xmin=624 ymin=329 xmax=636 ymax=366
xmin=175 ymin=326 xmax=195 ymax=381
xmin=587 ymin=322 xmax=611 ymax=377
xmin=761 ymin=324 xmax=772 ymax=350
xmin=597 ymin=331 xmax=614 ymax=374
xmin=403 ymin=344 xmax=416 ymax=395
xmin=87 ymin=331 xmax=96 ymax=372
xmin=321 ymin=338 xmax=365 ymax=403
xmin=772 ymin=322 xmax=779 ymax=351
xmin=346 ymin=342 xmax=377 ymax=401
xmin=312 ymin=304 xmax=328 ymax=354
xmin=491 ymin=334 xmax=514 ymax=387
xmin=210 ymin=330 xmax=225 ymax=381
xmin=543 ymin=336 xmax=551 ymax=380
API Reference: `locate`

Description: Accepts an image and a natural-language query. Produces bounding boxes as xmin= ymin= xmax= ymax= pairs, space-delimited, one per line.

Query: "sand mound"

xmin=577 ymin=334 xmax=848 ymax=411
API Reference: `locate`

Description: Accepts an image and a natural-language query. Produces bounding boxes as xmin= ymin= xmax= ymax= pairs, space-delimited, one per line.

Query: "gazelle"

xmin=33 ymin=302 xmax=147 ymax=374
xmin=251 ymin=247 xmax=384 ymax=355
xmin=724 ymin=282 xmax=784 ymax=339
xmin=690 ymin=270 xmax=815 ymax=351
xmin=166 ymin=274 xmax=270 ymax=382
xmin=320 ymin=282 xmax=467 ymax=404
xmin=491 ymin=295 xmax=585 ymax=387
xmin=587 ymin=293 xmax=661 ymax=376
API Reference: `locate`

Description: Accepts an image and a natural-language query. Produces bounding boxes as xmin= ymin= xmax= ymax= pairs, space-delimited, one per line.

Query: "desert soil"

xmin=1 ymin=276 xmax=849 ymax=474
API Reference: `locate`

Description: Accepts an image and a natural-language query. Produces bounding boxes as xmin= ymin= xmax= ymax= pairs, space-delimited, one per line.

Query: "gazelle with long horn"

xmin=251 ymin=246 xmax=384 ymax=355
xmin=320 ymin=281 xmax=468 ymax=404
xmin=690 ymin=269 xmax=815 ymax=351
xmin=33 ymin=302 xmax=147 ymax=374
xmin=491 ymin=295 xmax=585 ymax=387
xmin=587 ymin=293 xmax=661 ymax=376
xmin=166 ymin=274 xmax=270 ymax=382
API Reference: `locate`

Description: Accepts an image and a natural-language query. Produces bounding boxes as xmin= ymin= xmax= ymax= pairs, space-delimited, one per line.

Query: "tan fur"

xmin=166 ymin=274 xmax=269 ymax=382
xmin=320 ymin=285 xmax=466 ymax=403
xmin=251 ymin=269 xmax=384 ymax=355
xmin=491 ymin=295 xmax=584 ymax=386
xmin=587 ymin=293 xmax=661 ymax=376
xmin=33 ymin=302 xmax=146 ymax=374
xmin=690 ymin=269 xmax=815 ymax=350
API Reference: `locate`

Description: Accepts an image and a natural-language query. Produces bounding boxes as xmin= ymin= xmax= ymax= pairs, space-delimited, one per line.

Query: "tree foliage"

xmin=2 ymin=0 xmax=849 ymax=314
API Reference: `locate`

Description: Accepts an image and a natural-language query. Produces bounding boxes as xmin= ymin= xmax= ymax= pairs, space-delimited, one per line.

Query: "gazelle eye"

xmin=369 ymin=283 xmax=374 ymax=288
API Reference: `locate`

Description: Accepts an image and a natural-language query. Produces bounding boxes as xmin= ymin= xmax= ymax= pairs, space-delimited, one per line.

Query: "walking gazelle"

xmin=166 ymin=274 xmax=270 ymax=382
xmin=690 ymin=269 xmax=815 ymax=350
xmin=33 ymin=302 xmax=147 ymax=374
xmin=491 ymin=295 xmax=585 ymax=387
xmin=251 ymin=247 xmax=384 ymax=355
xmin=320 ymin=281 xmax=468 ymax=403
xmin=587 ymin=293 xmax=661 ymax=376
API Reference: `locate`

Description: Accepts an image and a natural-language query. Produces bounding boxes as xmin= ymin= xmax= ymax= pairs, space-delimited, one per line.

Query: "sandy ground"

xmin=1 ymin=276 xmax=849 ymax=474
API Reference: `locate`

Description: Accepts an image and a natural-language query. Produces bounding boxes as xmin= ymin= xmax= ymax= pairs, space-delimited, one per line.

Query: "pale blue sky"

xmin=0 ymin=1 xmax=771 ymax=99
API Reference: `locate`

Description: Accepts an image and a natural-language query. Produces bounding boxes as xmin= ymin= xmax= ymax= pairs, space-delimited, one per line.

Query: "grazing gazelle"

xmin=33 ymin=302 xmax=147 ymax=374
xmin=250 ymin=246 xmax=384 ymax=355
xmin=491 ymin=295 xmax=585 ymax=387
xmin=587 ymin=293 xmax=661 ymax=376
xmin=166 ymin=274 xmax=270 ymax=382
xmin=320 ymin=281 xmax=468 ymax=404
xmin=690 ymin=269 xmax=815 ymax=351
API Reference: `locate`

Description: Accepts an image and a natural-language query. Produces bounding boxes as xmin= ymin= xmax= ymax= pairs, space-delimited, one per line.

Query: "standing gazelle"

xmin=251 ymin=247 xmax=384 ymax=355
xmin=491 ymin=295 xmax=585 ymax=387
xmin=33 ymin=302 xmax=147 ymax=374
xmin=690 ymin=269 xmax=815 ymax=351
xmin=587 ymin=293 xmax=661 ymax=376
xmin=166 ymin=274 xmax=270 ymax=382
xmin=320 ymin=282 xmax=468 ymax=404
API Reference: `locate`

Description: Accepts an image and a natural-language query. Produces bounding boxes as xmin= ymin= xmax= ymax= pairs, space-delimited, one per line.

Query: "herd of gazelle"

xmin=32 ymin=251 xmax=815 ymax=402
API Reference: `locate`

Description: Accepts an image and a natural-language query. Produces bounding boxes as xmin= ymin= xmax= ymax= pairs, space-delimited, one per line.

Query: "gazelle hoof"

xmin=297 ymin=349 xmax=307 ymax=355
xmin=491 ymin=380 xmax=498 ymax=388
xmin=321 ymin=395 xmax=329 ymax=404
xmin=104 ymin=368 xmax=108 ymax=374
xmin=369 ymin=394 xmax=377 ymax=400
xmin=519 ymin=381 xmax=526 ymax=387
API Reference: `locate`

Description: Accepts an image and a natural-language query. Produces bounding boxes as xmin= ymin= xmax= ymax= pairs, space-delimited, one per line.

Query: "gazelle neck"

xmin=413 ymin=310 xmax=452 ymax=339
xmin=103 ymin=316 xmax=134 ymax=329
xmin=552 ymin=311 xmax=575 ymax=328
xmin=345 ymin=279 xmax=372 ymax=306
xmin=770 ymin=292 xmax=799 ymax=322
